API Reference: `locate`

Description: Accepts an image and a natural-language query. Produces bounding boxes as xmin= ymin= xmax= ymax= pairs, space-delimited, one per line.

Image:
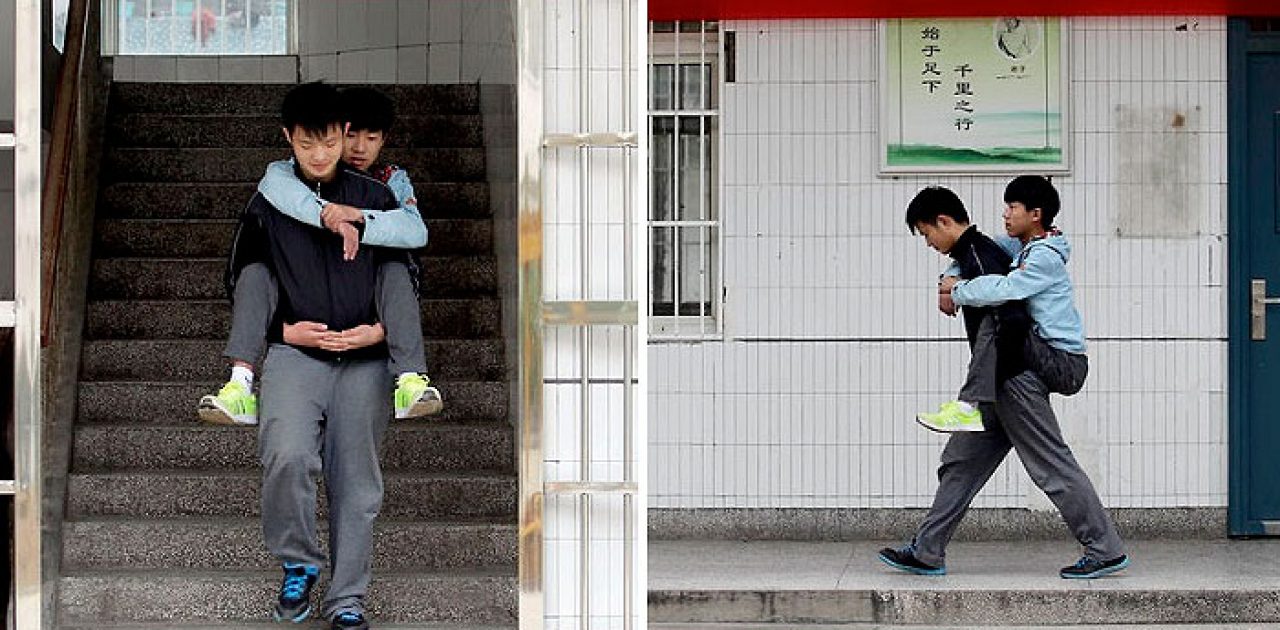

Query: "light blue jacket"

xmin=257 ymin=159 xmax=428 ymax=249
xmin=950 ymin=233 xmax=1087 ymax=354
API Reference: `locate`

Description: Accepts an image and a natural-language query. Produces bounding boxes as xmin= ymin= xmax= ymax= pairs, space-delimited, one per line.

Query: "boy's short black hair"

xmin=281 ymin=81 xmax=344 ymax=139
xmin=342 ymin=87 xmax=395 ymax=134
xmin=1004 ymin=175 xmax=1060 ymax=228
xmin=906 ymin=186 xmax=970 ymax=234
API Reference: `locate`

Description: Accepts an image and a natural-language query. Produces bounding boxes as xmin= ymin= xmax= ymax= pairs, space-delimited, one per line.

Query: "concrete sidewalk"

xmin=650 ymin=540 xmax=1280 ymax=626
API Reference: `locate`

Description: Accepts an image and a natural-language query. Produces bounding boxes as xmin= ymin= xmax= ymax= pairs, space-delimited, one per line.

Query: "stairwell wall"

xmin=109 ymin=0 xmax=516 ymax=84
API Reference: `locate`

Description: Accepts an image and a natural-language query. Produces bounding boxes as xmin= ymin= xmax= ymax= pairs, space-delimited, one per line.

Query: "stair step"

xmin=78 ymin=381 xmax=508 ymax=424
xmin=94 ymin=217 xmax=492 ymax=257
xmin=90 ymin=256 xmax=498 ymax=300
xmin=86 ymin=298 xmax=500 ymax=341
xmin=109 ymin=83 xmax=481 ymax=115
xmin=107 ymin=113 xmax=485 ymax=149
xmin=101 ymin=182 xmax=492 ymax=220
xmin=103 ymin=148 xmax=487 ymax=183
xmin=67 ymin=471 xmax=516 ymax=519
xmin=81 ymin=339 xmax=506 ymax=382
xmin=62 ymin=517 xmax=516 ymax=571
xmin=58 ymin=568 xmax=514 ymax=624
xmin=73 ymin=422 xmax=514 ymax=473
xmin=63 ymin=623 xmax=513 ymax=629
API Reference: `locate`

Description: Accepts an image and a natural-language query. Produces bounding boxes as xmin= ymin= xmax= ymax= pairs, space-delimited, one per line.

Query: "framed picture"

xmin=879 ymin=17 xmax=1070 ymax=175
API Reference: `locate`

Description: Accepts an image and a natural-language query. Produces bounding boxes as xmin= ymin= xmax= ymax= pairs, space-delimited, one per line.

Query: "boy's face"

xmin=914 ymin=216 xmax=965 ymax=254
xmin=344 ymin=128 xmax=386 ymax=172
xmin=1003 ymin=202 xmax=1043 ymax=239
xmin=285 ymin=123 xmax=346 ymax=182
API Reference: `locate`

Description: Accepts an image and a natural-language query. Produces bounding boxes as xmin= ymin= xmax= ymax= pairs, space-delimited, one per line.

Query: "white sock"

xmin=231 ymin=366 xmax=254 ymax=389
xmin=956 ymin=401 xmax=976 ymax=413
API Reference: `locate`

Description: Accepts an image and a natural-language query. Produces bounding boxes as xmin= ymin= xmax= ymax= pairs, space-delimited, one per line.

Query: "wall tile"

xmin=398 ymin=0 xmax=430 ymax=46
xmin=428 ymin=0 xmax=462 ymax=44
xmin=336 ymin=50 xmax=369 ymax=83
xmin=220 ymin=57 xmax=264 ymax=82
xmin=397 ymin=45 xmax=429 ymax=83
xmin=427 ymin=42 xmax=461 ymax=83
xmin=366 ymin=47 xmax=398 ymax=83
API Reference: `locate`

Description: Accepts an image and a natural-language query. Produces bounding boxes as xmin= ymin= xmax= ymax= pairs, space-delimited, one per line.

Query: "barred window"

xmin=108 ymin=0 xmax=293 ymax=55
xmin=649 ymin=20 xmax=721 ymax=339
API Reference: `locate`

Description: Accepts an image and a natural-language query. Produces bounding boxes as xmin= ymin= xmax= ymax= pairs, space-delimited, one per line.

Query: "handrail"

xmin=40 ymin=0 xmax=93 ymax=345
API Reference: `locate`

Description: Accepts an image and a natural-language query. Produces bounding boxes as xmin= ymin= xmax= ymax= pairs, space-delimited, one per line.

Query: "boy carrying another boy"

xmin=198 ymin=86 xmax=442 ymax=426
xmin=905 ymin=186 xmax=1031 ymax=433
xmin=880 ymin=175 xmax=1129 ymax=580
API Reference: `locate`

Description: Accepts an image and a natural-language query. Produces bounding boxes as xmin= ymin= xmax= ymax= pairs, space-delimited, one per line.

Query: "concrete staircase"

xmin=58 ymin=83 xmax=516 ymax=628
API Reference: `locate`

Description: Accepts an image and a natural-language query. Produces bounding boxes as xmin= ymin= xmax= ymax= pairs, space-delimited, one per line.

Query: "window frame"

xmin=648 ymin=22 xmax=725 ymax=341
xmin=102 ymin=0 xmax=297 ymax=57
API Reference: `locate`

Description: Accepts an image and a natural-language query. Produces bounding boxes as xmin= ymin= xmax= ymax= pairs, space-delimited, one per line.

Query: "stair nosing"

xmin=63 ymin=514 xmax=518 ymax=527
xmin=71 ymin=470 xmax=516 ymax=480
xmin=59 ymin=566 xmax=516 ymax=579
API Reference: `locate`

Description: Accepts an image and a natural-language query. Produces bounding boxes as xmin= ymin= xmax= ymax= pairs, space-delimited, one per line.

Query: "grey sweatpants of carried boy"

xmin=913 ymin=363 xmax=1125 ymax=568
xmin=958 ymin=315 xmax=1089 ymax=404
xmin=258 ymin=343 xmax=392 ymax=619
xmin=224 ymin=261 xmax=427 ymax=375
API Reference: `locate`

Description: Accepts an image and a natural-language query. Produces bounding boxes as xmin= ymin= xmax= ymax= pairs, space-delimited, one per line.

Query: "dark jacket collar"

xmin=291 ymin=160 xmax=358 ymax=196
xmin=948 ymin=225 xmax=981 ymax=262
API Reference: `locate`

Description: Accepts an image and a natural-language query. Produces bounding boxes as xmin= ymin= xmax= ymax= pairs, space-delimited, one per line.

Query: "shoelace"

xmin=399 ymin=373 xmax=428 ymax=387
xmin=1072 ymin=556 xmax=1090 ymax=569
xmin=281 ymin=572 xmax=310 ymax=601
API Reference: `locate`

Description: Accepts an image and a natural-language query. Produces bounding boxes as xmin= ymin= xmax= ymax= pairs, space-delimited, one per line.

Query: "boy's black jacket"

xmin=225 ymin=162 xmax=400 ymax=362
xmin=949 ymin=225 xmax=1032 ymax=382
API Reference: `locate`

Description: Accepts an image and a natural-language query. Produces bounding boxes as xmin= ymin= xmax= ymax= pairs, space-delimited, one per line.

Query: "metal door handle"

xmin=1251 ymin=279 xmax=1280 ymax=340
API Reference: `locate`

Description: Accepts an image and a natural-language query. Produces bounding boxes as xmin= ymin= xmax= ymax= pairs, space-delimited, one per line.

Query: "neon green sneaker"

xmin=395 ymin=373 xmax=443 ymax=419
xmin=916 ymin=401 xmax=984 ymax=433
xmin=198 ymin=380 xmax=258 ymax=426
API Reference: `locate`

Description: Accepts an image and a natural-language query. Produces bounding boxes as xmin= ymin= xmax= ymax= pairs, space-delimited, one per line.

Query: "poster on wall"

xmin=879 ymin=17 xmax=1069 ymax=175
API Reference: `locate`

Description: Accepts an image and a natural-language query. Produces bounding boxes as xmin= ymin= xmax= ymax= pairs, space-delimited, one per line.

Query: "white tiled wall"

xmin=111 ymin=0 xmax=515 ymax=84
xmin=539 ymin=0 xmax=646 ymax=627
xmin=651 ymin=16 xmax=1229 ymax=510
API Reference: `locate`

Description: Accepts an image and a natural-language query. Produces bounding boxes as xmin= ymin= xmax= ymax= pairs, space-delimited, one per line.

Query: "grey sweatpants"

xmin=957 ymin=315 xmax=1000 ymax=404
xmin=258 ymin=343 xmax=393 ymax=619
xmin=913 ymin=368 xmax=1125 ymax=567
xmin=957 ymin=316 xmax=1089 ymax=404
xmin=224 ymin=261 xmax=427 ymax=375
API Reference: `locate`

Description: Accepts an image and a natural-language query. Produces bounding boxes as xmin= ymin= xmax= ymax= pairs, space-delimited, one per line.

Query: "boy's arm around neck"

xmin=257 ymin=159 xmax=326 ymax=229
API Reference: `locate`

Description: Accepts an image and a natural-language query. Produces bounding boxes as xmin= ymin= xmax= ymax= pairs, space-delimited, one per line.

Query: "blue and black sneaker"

xmin=330 ymin=610 xmax=370 ymax=630
xmin=1060 ymin=554 xmax=1129 ymax=579
xmin=877 ymin=544 xmax=946 ymax=576
xmin=273 ymin=562 xmax=319 ymax=623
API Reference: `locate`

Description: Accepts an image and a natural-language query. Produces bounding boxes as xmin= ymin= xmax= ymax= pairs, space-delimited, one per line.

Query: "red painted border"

xmin=649 ymin=0 xmax=1280 ymax=20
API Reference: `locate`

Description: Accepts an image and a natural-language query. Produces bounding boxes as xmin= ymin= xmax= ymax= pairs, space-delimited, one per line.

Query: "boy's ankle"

xmin=230 ymin=364 xmax=255 ymax=388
